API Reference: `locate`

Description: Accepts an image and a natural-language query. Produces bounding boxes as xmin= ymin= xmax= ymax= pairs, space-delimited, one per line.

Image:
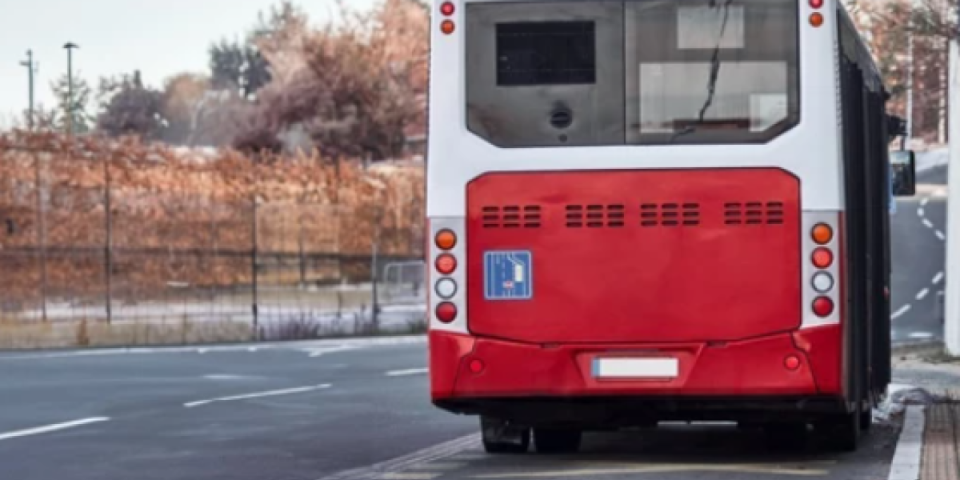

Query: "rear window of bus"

xmin=464 ymin=0 xmax=800 ymax=148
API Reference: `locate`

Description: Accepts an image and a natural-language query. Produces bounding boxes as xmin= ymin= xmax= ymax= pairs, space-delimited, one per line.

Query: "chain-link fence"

xmin=0 ymin=135 xmax=425 ymax=348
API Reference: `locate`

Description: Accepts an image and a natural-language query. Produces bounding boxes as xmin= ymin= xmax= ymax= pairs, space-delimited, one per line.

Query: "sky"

xmin=0 ymin=0 xmax=379 ymax=127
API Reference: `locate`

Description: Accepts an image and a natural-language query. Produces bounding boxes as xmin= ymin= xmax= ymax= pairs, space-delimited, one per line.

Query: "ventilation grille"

xmin=640 ymin=203 xmax=700 ymax=227
xmin=724 ymin=201 xmax=785 ymax=225
xmin=565 ymin=204 xmax=625 ymax=228
xmin=481 ymin=205 xmax=542 ymax=228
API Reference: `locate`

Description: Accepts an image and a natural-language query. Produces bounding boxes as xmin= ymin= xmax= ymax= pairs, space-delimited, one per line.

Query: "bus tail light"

xmin=440 ymin=2 xmax=455 ymax=16
xmin=436 ymin=254 xmax=457 ymax=274
xmin=811 ymin=248 xmax=833 ymax=268
xmin=436 ymin=302 xmax=458 ymax=323
xmin=809 ymin=12 xmax=824 ymax=27
xmin=441 ymin=20 xmax=455 ymax=35
xmin=812 ymin=297 xmax=834 ymax=317
xmin=429 ymin=219 xmax=467 ymax=333
xmin=802 ymin=212 xmax=840 ymax=327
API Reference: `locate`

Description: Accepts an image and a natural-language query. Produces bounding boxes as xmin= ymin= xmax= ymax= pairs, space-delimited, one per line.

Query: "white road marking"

xmin=937 ymin=230 xmax=946 ymax=241
xmin=916 ymin=289 xmax=930 ymax=301
xmin=922 ymin=218 xmax=935 ymax=229
xmin=184 ymin=384 xmax=331 ymax=408
xmin=921 ymin=197 xmax=931 ymax=207
xmin=892 ymin=305 xmax=912 ymax=320
xmin=386 ymin=368 xmax=429 ymax=377
xmin=933 ymin=272 xmax=945 ymax=284
xmin=0 ymin=417 xmax=110 ymax=442
xmin=909 ymin=332 xmax=935 ymax=339
xmin=918 ymin=207 xmax=925 ymax=217
xmin=309 ymin=345 xmax=360 ymax=358
xmin=203 ymin=374 xmax=248 ymax=381
xmin=316 ymin=434 xmax=480 ymax=480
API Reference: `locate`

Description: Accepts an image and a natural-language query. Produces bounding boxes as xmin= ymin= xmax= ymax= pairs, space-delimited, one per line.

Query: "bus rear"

xmin=426 ymin=0 xmax=880 ymax=454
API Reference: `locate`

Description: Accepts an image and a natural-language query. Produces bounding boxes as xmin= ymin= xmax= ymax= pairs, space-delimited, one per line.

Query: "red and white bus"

xmin=425 ymin=0 xmax=917 ymax=453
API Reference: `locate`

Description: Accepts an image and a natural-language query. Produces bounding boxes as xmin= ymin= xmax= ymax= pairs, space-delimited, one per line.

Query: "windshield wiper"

xmin=670 ymin=0 xmax=734 ymax=143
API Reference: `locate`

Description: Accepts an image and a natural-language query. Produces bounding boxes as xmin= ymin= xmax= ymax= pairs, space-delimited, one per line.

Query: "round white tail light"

xmin=435 ymin=278 xmax=458 ymax=299
xmin=812 ymin=272 xmax=834 ymax=293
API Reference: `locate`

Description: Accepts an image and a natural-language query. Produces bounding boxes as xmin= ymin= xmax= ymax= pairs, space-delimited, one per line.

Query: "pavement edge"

xmin=888 ymin=405 xmax=926 ymax=480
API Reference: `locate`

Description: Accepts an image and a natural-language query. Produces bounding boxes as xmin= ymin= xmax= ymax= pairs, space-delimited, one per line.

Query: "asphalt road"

xmin=0 ymin=339 xmax=901 ymax=480
xmin=891 ymin=165 xmax=948 ymax=344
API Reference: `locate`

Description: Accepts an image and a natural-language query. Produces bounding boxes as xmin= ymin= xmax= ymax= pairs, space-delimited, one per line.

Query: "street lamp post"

xmin=63 ymin=42 xmax=79 ymax=135
xmin=19 ymin=50 xmax=36 ymax=130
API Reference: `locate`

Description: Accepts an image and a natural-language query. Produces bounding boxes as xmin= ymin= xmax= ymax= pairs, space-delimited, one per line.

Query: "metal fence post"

xmin=251 ymin=196 xmax=259 ymax=339
xmin=103 ymin=152 xmax=113 ymax=324
xmin=33 ymin=151 xmax=48 ymax=322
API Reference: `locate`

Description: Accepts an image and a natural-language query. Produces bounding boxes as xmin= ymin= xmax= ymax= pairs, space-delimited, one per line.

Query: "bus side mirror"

xmin=891 ymin=150 xmax=916 ymax=197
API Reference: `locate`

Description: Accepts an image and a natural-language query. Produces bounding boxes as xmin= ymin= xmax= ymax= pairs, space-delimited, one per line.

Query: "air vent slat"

xmin=483 ymin=205 xmax=542 ymax=228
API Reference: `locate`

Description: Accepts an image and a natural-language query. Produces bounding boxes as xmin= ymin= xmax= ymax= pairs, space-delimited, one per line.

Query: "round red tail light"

xmin=809 ymin=0 xmax=824 ymax=8
xmin=812 ymin=297 xmax=834 ymax=317
xmin=812 ymin=248 xmax=833 ymax=269
xmin=440 ymin=2 xmax=455 ymax=15
xmin=435 ymin=254 xmax=457 ymax=274
xmin=436 ymin=302 xmax=457 ymax=323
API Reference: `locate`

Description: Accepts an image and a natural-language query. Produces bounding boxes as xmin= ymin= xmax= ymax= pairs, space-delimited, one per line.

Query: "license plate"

xmin=592 ymin=358 xmax=679 ymax=379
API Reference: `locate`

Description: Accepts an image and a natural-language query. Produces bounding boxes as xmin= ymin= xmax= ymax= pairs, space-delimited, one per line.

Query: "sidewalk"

xmin=891 ymin=344 xmax=960 ymax=480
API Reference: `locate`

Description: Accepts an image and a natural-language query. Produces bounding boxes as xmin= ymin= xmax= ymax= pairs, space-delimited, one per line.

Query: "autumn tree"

xmin=96 ymin=70 xmax=167 ymax=140
xmin=231 ymin=0 xmax=430 ymax=159
xmin=50 ymin=72 xmax=95 ymax=134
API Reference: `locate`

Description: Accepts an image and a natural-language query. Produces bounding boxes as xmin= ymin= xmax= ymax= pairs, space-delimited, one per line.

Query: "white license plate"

xmin=593 ymin=358 xmax=679 ymax=379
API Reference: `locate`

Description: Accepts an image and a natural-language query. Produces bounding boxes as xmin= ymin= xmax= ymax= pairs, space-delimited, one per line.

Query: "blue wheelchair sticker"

xmin=484 ymin=251 xmax=533 ymax=300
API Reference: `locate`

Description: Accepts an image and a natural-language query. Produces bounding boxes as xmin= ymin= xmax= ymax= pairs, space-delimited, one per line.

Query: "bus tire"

xmin=762 ymin=422 xmax=807 ymax=449
xmin=533 ymin=428 xmax=582 ymax=454
xmin=860 ymin=407 xmax=873 ymax=431
xmin=480 ymin=417 xmax=530 ymax=454
xmin=816 ymin=411 xmax=860 ymax=452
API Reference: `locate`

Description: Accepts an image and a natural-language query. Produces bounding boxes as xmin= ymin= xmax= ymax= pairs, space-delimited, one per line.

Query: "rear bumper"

xmin=429 ymin=327 xmax=842 ymax=405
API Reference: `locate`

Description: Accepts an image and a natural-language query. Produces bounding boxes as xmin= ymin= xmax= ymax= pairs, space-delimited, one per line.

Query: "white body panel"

xmin=427 ymin=0 xmax=845 ymax=216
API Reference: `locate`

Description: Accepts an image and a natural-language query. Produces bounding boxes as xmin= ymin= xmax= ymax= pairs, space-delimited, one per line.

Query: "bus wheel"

xmin=480 ymin=417 xmax=530 ymax=454
xmin=860 ymin=406 xmax=873 ymax=431
xmin=762 ymin=422 xmax=807 ymax=449
xmin=815 ymin=411 xmax=860 ymax=452
xmin=533 ymin=428 xmax=582 ymax=454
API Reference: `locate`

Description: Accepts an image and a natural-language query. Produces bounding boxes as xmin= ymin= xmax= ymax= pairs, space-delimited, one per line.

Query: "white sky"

xmin=0 ymin=0 xmax=378 ymax=127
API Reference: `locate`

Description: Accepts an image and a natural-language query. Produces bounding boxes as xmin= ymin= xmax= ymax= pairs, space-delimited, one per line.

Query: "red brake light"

xmin=784 ymin=355 xmax=801 ymax=371
xmin=436 ymin=254 xmax=457 ymax=274
xmin=440 ymin=2 xmax=455 ymax=15
xmin=812 ymin=248 xmax=833 ymax=269
xmin=436 ymin=302 xmax=458 ymax=323
xmin=812 ymin=297 xmax=834 ymax=317
xmin=809 ymin=0 xmax=823 ymax=8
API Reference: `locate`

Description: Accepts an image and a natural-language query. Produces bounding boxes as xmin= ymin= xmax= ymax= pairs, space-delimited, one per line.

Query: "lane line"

xmin=921 ymin=197 xmax=931 ymax=207
xmin=933 ymin=272 xmax=945 ymax=285
xmin=386 ymin=368 xmax=429 ymax=377
xmin=184 ymin=384 xmax=331 ymax=408
xmin=916 ymin=289 xmax=930 ymax=301
xmin=918 ymin=207 xmax=925 ymax=217
xmin=937 ymin=230 xmax=947 ymax=241
xmin=908 ymin=332 xmax=935 ymax=339
xmin=0 ymin=417 xmax=110 ymax=441
xmin=892 ymin=305 xmax=912 ymax=320
xmin=922 ymin=218 xmax=935 ymax=229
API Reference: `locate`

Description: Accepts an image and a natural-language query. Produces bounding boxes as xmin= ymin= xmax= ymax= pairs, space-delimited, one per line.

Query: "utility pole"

xmin=19 ymin=50 xmax=36 ymax=130
xmin=944 ymin=8 xmax=960 ymax=356
xmin=63 ymin=42 xmax=79 ymax=135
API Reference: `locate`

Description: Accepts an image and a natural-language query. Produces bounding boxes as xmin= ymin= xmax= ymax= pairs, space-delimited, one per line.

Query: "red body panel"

xmin=792 ymin=325 xmax=842 ymax=395
xmin=430 ymin=331 xmax=825 ymax=399
xmin=466 ymin=168 xmax=802 ymax=343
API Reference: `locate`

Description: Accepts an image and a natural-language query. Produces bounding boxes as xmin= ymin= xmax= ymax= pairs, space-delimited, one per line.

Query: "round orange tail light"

xmin=812 ymin=248 xmax=833 ymax=268
xmin=811 ymin=223 xmax=833 ymax=244
xmin=810 ymin=12 xmax=824 ymax=27
xmin=435 ymin=254 xmax=457 ymax=274
xmin=441 ymin=20 xmax=455 ymax=34
xmin=435 ymin=229 xmax=457 ymax=250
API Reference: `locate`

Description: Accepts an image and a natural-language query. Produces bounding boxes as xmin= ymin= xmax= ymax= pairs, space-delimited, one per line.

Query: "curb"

xmin=888 ymin=405 xmax=925 ymax=480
